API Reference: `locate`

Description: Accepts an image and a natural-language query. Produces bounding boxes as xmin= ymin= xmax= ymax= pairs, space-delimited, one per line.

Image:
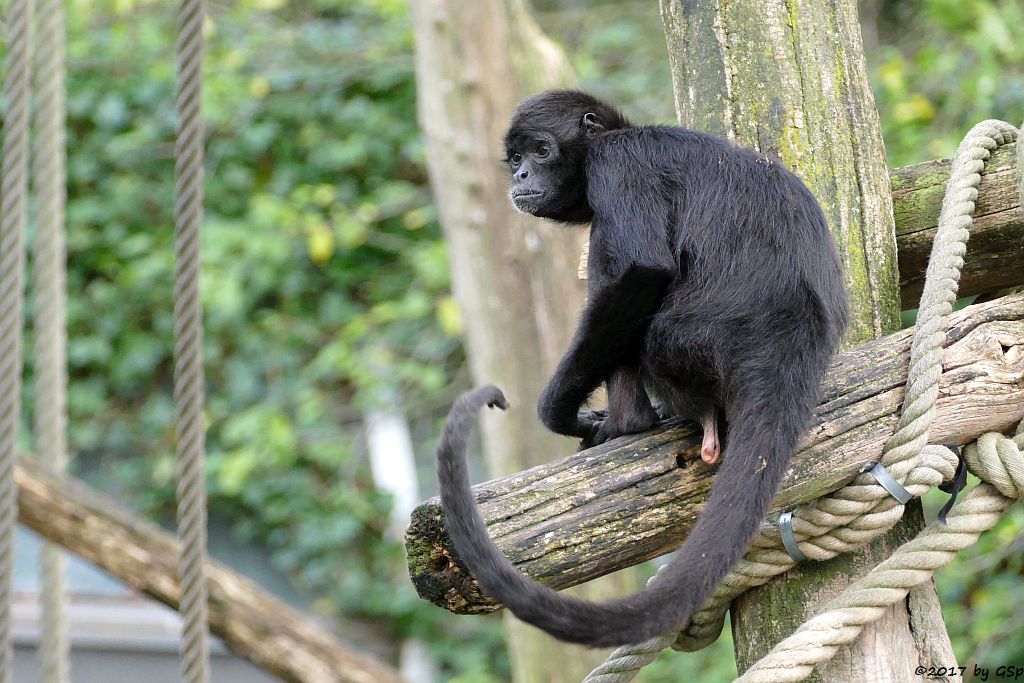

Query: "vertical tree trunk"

xmin=409 ymin=2 xmax=636 ymax=680
xmin=659 ymin=0 xmax=955 ymax=678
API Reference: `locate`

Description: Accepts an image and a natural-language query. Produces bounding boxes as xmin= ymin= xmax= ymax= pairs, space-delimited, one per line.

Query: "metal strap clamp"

xmin=861 ymin=461 xmax=912 ymax=504
xmin=779 ymin=510 xmax=807 ymax=563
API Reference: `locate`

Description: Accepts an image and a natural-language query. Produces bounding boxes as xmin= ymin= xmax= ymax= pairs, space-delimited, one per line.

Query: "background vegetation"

xmin=3 ymin=0 xmax=1022 ymax=680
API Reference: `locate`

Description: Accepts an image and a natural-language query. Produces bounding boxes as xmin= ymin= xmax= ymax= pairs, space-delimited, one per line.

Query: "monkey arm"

xmin=538 ymin=137 xmax=678 ymax=438
xmin=538 ymin=222 xmax=674 ymax=438
xmin=538 ymin=263 xmax=671 ymax=436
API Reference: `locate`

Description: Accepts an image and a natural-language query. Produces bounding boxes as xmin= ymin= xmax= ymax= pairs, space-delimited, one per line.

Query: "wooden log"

xmin=15 ymin=456 xmax=405 ymax=683
xmin=895 ymin=143 xmax=1022 ymax=308
xmin=407 ymin=294 xmax=1024 ymax=614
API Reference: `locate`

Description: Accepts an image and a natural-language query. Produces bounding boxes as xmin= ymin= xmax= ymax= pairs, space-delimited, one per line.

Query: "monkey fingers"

xmin=576 ymin=407 xmax=608 ymax=425
xmin=652 ymin=402 xmax=676 ymax=424
xmin=577 ymin=418 xmax=607 ymax=451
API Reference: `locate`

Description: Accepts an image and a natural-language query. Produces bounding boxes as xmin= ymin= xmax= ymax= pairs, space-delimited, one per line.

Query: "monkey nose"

xmin=517 ymin=169 xmax=529 ymax=180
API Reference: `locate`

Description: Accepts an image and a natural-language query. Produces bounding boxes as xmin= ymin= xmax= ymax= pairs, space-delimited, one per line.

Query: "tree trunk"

xmin=659 ymin=0 xmax=954 ymax=678
xmin=408 ymin=2 xmax=637 ymax=680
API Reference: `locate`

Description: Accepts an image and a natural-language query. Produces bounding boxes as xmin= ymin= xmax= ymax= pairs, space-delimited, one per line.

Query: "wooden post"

xmin=659 ymin=0 xmax=956 ymax=676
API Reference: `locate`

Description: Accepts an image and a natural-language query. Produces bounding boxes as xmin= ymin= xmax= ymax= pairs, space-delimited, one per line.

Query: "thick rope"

xmin=31 ymin=0 xmax=71 ymax=678
xmin=584 ymin=120 xmax=1021 ymax=683
xmin=737 ymin=424 xmax=1024 ymax=683
xmin=583 ymin=448 xmax=961 ymax=683
xmin=0 ymin=0 xmax=34 ymax=679
xmin=173 ymin=0 xmax=211 ymax=680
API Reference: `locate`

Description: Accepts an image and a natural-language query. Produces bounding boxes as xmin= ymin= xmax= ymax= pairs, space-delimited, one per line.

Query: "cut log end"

xmin=406 ymin=501 xmax=503 ymax=614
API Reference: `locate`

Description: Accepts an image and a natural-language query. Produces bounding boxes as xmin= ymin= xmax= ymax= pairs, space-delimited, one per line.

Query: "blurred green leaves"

xmin=2 ymin=0 xmax=1019 ymax=680
xmin=870 ymin=0 xmax=1024 ymax=165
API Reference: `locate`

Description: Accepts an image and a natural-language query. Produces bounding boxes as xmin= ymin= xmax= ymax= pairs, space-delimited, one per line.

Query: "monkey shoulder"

xmin=587 ymin=126 xmax=772 ymax=186
xmin=589 ymin=125 xmax=729 ymax=158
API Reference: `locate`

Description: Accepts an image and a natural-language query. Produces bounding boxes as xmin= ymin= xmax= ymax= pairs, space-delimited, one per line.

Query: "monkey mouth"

xmin=510 ymin=189 xmax=543 ymax=214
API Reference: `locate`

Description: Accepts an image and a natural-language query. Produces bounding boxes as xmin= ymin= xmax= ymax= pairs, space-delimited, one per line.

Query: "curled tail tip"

xmin=469 ymin=385 xmax=509 ymax=411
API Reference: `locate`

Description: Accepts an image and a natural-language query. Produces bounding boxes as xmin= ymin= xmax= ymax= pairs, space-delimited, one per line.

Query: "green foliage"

xmin=6 ymin=0 xmax=1020 ymax=679
xmin=870 ymin=0 xmax=1024 ymax=165
xmin=535 ymin=0 xmax=676 ymax=124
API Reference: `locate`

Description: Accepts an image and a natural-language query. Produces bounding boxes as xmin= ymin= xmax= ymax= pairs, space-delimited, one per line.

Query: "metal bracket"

xmin=860 ymin=461 xmax=912 ymax=504
xmin=779 ymin=510 xmax=807 ymax=563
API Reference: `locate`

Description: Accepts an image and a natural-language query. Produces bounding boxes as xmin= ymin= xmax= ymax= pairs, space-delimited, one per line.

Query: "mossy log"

xmin=16 ymin=456 xmax=405 ymax=683
xmin=407 ymin=294 xmax=1024 ymax=614
xmin=895 ymin=143 xmax=1022 ymax=308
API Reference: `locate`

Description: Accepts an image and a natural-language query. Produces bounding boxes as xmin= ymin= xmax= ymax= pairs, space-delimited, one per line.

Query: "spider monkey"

xmin=436 ymin=90 xmax=849 ymax=647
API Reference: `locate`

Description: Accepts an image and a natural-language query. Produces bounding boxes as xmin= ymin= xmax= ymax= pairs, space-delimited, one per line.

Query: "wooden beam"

xmin=15 ymin=457 xmax=406 ymax=683
xmin=895 ymin=143 xmax=1022 ymax=308
xmin=407 ymin=294 xmax=1024 ymax=614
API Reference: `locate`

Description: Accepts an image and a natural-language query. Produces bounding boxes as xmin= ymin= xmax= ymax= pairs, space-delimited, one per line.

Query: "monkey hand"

xmin=574 ymin=409 xmax=607 ymax=450
xmin=577 ymin=408 xmax=658 ymax=450
xmin=578 ymin=418 xmax=611 ymax=451
xmin=653 ymin=402 xmax=685 ymax=424
xmin=578 ymin=418 xmax=640 ymax=450
xmin=576 ymin=408 xmax=608 ymax=425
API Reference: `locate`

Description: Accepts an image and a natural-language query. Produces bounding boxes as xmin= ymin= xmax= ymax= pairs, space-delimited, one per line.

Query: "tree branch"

xmin=895 ymin=143 xmax=1022 ymax=307
xmin=407 ymin=294 xmax=1024 ymax=614
xmin=16 ymin=457 xmax=406 ymax=683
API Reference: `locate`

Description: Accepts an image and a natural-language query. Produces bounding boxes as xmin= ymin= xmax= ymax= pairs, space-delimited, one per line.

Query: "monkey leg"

xmin=579 ymin=366 xmax=657 ymax=449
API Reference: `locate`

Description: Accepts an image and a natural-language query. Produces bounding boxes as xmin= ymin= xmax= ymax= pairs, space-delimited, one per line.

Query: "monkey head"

xmin=502 ymin=90 xmax=630 ymax=224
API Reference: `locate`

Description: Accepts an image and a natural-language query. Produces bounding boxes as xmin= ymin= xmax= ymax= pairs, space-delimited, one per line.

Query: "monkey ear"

xmin=582 ymin=112 xmax=604 ymax=136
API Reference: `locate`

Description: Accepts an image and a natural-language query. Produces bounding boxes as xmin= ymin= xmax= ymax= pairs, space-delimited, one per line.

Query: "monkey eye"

xmin=510 ymin=152 xmax=523 ymax=165
xmin=536 ymin=144 xmax=550 ymax=158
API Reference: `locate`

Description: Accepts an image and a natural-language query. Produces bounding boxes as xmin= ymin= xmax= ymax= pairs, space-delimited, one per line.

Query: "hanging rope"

xmin=173 ymin=0 xmax=211 ymax=680
xmin=31 ymin=0 xmax=72 ymax=678
xmin=584 ymin=119 xmax=1022 ymax=683
xmin=0 ymin=0 xmax=34 ymax=679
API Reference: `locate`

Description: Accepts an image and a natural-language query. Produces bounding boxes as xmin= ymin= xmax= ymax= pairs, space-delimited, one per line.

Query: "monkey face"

xmin=504 ymin=135 xmax=591 ymax=223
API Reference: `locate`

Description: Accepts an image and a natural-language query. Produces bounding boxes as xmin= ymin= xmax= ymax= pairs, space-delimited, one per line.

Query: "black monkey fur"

xmin=436 ymin=91 xmax=850 ymax=647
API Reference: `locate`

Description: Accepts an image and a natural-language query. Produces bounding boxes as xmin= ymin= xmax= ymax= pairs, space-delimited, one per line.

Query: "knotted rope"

xmin=32 ymin=0 xmax=72 ymax=678
xmin=585 ymin=119 xmax=1023 ymax=683
xmin=173 ymin=0 xmax=212 ymax=680
xmin=0 ymin=0 xmax=34 ymax=679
